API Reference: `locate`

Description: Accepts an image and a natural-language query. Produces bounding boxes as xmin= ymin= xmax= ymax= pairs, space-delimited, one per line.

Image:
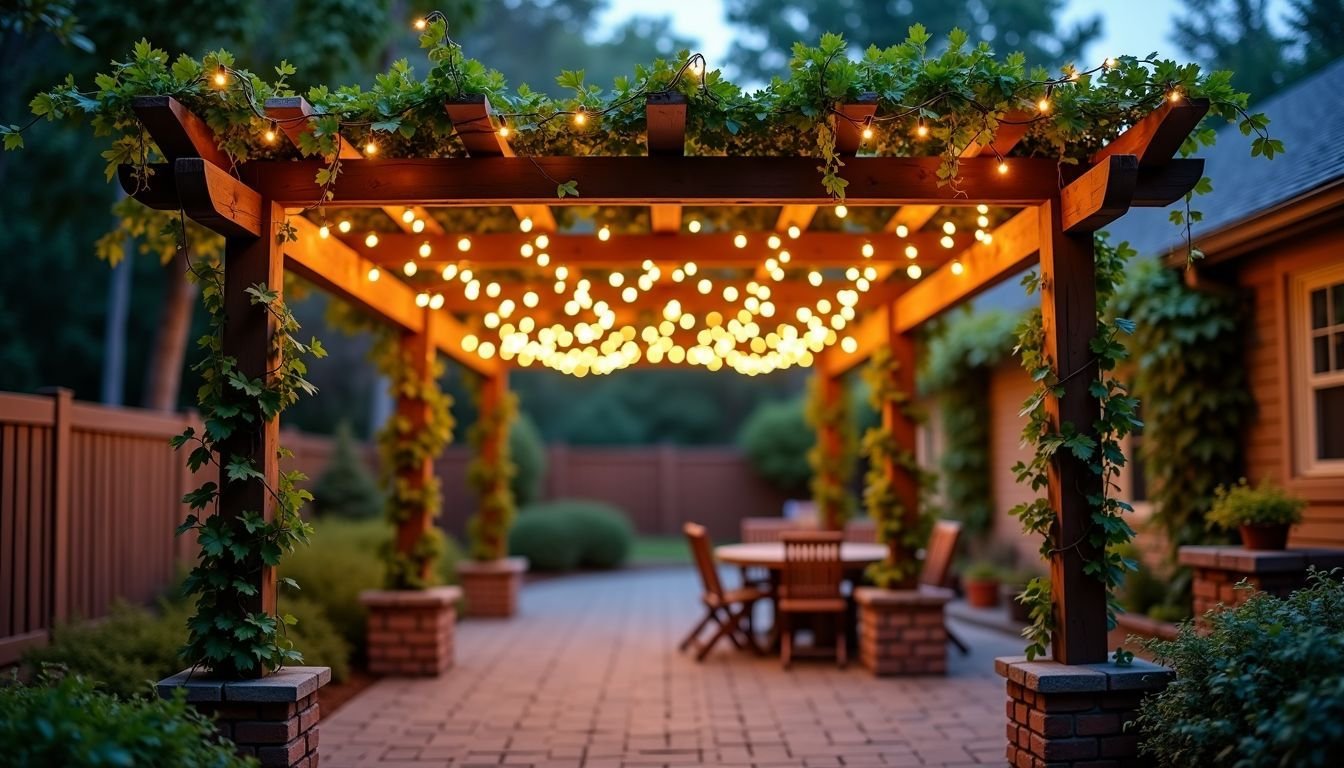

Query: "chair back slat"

xmin=919 ymin=520 xmax=962 ymax=588
xmin=780 ymin=531 xmax=844 ymax=600
xmin=683 ymin=522 xmax=725 ymax=599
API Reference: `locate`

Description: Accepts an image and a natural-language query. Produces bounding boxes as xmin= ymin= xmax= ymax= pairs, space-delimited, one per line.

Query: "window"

xmin=1293 ymin=265 xmax=1344 ymax=475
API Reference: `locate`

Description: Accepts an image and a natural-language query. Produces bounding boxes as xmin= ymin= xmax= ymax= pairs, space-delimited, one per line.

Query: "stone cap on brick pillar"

xmin=853 ymin=585 xmax=955 ymax=607
xmin=157 ymin=666 xmax=332 ymax=703
xmin=995 ymin=656 xmax=1174 ymax=693
xmin=457 ymin=556 xmax=529 ymax=574
xmin=1177 ymin=545 xmax=1344 ymax=574
xmin=359 ymin=585 xmax=463 ymax=608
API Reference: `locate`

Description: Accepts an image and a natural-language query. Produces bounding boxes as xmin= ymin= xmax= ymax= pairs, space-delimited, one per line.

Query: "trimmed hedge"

xmin=737 ymin=399 xmax=814 ymax=496
xmin=0 ymin=674 xmax=252 ymax=767
xmin=510 ymin=413 xmax=547 ymax=507
xmin=509 ymin=500 xmax=633 ymax=571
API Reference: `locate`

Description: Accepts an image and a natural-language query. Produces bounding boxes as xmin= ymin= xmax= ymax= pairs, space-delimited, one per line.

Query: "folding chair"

xmin=919 ymin=520 xmax=969 ymax=656
xmin=680 ymin=523 xmax=765 ymax=661
xmin=778 ymin=530 xmax=847 ymax=669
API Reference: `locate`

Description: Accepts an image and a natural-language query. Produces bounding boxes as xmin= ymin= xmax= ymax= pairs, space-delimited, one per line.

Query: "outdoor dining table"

xmin=714 ymin=542 xmax=887 ymax=652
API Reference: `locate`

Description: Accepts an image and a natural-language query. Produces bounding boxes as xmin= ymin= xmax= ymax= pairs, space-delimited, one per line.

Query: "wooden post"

xmin=393 ymin=309 xmax=439 ymax=585
xmin=815 ymin=371 xmax=845 ymax=531
xmin=884 ymin=328 xmax=920 ymax=563
xmin=1038 ymin=198 xmax=1108 ymax=664
xmin=479 ymin=370 xmax=509 ymax=472
xmin=218 ymin=201 xmax=285 ymax=619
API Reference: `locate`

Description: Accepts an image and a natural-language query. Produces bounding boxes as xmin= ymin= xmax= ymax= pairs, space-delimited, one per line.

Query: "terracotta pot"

xmin=1239 ymin=523 xmax=1290 ymax=551
xmin=964 ymin=578 xmax=1001 ymax=609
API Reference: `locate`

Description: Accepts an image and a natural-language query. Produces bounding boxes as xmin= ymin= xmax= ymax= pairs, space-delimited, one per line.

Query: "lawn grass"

xmin=630 ymin=536 xmax=693 ymax=565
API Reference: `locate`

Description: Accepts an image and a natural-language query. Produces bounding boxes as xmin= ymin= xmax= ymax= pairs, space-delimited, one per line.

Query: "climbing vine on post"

xmin=807 ymin=372 xmax=856 ymax=530
xmin=466 ymin=374 xmax=518 ymax=561
xmin=371 ymin=327 xmax=454 ymax=590
xmin=1010 ymin=236 xmax=1141 ymax=661
xmin=170 ymin=223 xmax=325 ymax=679
xmin=861 ymin=345 xmax=931 ymax=589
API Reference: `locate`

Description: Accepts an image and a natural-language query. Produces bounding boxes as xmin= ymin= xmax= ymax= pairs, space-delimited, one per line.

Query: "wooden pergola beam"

xmin=772 ymin=96 xmax=879 ymax=237
xmin=1060 ymin=155 xmax=1139 ymax=232
xmin=264 ymin=97 xmax=443 ymax=235
xmin=132 ymin=96 xmax=235 ymax=174
xmin=647 ymin=93 xmax=686 ymax=233
xmin=357 ymin=230 xmax=960 ymax=269
xmin=445 ymin=96 xmax=556 ymax=232
xmin=1091 ymin=97 xmax=1210 ymax=167
xmin=232 ymin=156 xmax=1066 ymax=207
xmin=172 ymin=158 xmax=263 ymax=238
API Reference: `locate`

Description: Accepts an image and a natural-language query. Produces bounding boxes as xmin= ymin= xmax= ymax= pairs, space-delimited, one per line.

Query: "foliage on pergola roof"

xmin=5 ymin=19 xmax=1276 ymax=379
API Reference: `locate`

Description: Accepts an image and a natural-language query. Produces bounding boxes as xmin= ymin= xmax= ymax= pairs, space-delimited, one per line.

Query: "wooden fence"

xmin=0 ymin=390 xmax=788 ymax=664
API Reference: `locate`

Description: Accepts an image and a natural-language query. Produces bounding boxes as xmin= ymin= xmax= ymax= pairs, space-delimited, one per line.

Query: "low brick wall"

xmin=1179 ymin=546 xmax=1344 ymax=627
xmin=158 ymin=666 xmax=330 ymax=768
xmin=996 ymin=656 xmax=1172 ymax=768
xmin=855 ymin=586 xmax=953 ymax=676
xmin=458 ymin=557 xmax=527 ymax=618
xmin=361 ymin=587 xmax=460 ymax=676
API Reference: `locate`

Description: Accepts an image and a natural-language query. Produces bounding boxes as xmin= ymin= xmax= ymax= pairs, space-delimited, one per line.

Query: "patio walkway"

xmin=321 ymin=568 xmax=1020 ymax=767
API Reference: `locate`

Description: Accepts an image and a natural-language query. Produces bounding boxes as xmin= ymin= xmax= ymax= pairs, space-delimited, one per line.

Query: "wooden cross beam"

xmin=230 ymin=156 xmax=1066 ymax=207
xmin=264 ymin=97 xmax=443 ymax=236
xmin=445 ymin=96 xmax=556 ymax=231
xmin=647 ymin=93 xmax=687 ymax=233
xmin=353 ymin=230 xmax=962 ymax=270
xmin=133 ymin=96 xmax=235 ymax=174
xmin=771 ymin=96 xmax=879 ymax=238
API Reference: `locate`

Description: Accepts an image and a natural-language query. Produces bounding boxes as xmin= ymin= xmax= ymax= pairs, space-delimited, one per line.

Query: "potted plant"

xmin=1207 ymin=479 xmax=1305 ymax=551
xmin=962 ymin=562 xmax=1002 ymax=608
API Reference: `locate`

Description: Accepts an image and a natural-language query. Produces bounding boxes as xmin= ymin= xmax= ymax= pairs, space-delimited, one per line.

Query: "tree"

xmin=1171 ymin=0 xmax=1290 ymax=97
xmin=724 ymin=0 xmax=1101 ymax=81
xmin=1284 ymin=0 xmax=1344 ymax=74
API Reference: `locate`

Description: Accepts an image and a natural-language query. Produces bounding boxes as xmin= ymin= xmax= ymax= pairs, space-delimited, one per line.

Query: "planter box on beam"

xmin=996 ymin=656 xmax=1172 ymax=768
xmin=854 ymin=585 xmax=953 ymax=676
xmin=360 ymin=586 xmax=461 ymax=676
xmin=457 ymin=557 xmax=528 ymax=618
xmin=1178 ymin=545 xmax=1344 ymax=629
xmin=158 ymin=666 xmax=330 ymax=768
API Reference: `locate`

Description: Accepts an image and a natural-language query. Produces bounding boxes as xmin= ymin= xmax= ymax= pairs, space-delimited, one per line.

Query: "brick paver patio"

xmin=322 ymin=567 xmax=1021 ymax=767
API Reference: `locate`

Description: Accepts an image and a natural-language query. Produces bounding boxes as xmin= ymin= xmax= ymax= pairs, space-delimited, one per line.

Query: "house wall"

xmin=1231 ymin=224 xmax=1344 ymax=547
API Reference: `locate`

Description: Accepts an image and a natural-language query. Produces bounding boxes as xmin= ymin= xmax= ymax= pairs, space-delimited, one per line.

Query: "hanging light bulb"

xmin=497 ymin=124 xmax=511 ymax=138
xmin=861 ymin=121 xmax=874 ymax=141
xmin=318 ymin=225 xmax=330 ymax=239
xmin=835 ymin=204 xmax=848 ymax=219
xmin=1037 ymin=97 xmax=1051 ymax=113
xmin=777 ymin=249 xmax=791 ymax=263
xmin=808 ymin=271 xmax=823 ymax=287
xmin=416 ymin=292 xmax=430 ymax=308
xmin=338 ymin=220 xmax=352 ymax=234
xmin=1168 ymin=87 xmax=1183 ymax=103
xmin=687 ymin=219 xmax=702 ymax=233
xmin=401 ymin=208 xmax=416 ymax=224
xmin=609 ymin=272 xmax=624 ymax=287
xmin=441 ymin=264 xmax=458 ymax=280
xmin=364 ymin=232 xmax=379 ymax=248
xmin=733 ymin=233 xmax=748 ymax=249
xmin=766 ymin=234 xmax=782 ymax=250
xmin=403 ymin=261 xmax=417 ymax=277
xmin=263 ymin=123 xmax=277 ymax=144
xmin=916 ymin=119 xmax=929 ymax=138
xmin=861 ymin=242 xmax=875 ymax=258
xmin=1104 ymin=56 xmax=1118 ymax=69
xmin=212 ymin=68 xmax=228 ymax=87
xmin=419 ymin=242 xmax=432 ymax=258
xmin=598 ymin=225 xmax=611 ymax=242
xmin=942 ymin=221 xmax=957 ymax=235
xmin=905 ymin=244 xmax=919 ymax=259
xmin=998 ymin=160 xmax=1009 ymax=174
xmin=367 ymin=267 xmax=380 ymax=282
xmin=519 ymin=216 xmax=533 ymax=233
xmin=940 ymin=235 xmax=955 ymax=249
xmin=895 ymin=224 xmax=909 ymax=238
xmin=950 ymin=260 xmax=965 ymax=276
xmin=457 ymin=236 xmax=471 ymax=252
xmin=977 ymin=204 xmax=989 ymax=214
xmin=573 ymin=109 xmax=587 ymax=126
xmin=906 ymin=264 xmax=923 ymax=279
xmin=787 ymin=225 xmax=801 ymax=239
xmin=414 ymin=17 xmax=428 ymax=30
xmin=364 ymin=139 xmax=378 ymax=156
xmin=429 ymin=294 xmax=445 ymax=310
xmin=535 ymin=233 xmax=550 ymax=249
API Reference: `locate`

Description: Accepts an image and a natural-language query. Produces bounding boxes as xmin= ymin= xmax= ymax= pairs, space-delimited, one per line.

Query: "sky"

xmin=596 ymin=0 xmax=1276 ymax=72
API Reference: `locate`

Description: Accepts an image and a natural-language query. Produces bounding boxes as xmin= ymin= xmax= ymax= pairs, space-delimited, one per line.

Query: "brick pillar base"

xmin=854 ymin=585 xmax=954 ymax=676
xmin=1179 ymin=546 xmax=1344 ymax=629
xmin=457 ymin=557 xmax=527 ymax=618
xmin=158 ymin=666 xmax=330 ymax=768
xmin=996 ymin=656 xmax=1172 ymax=768
xmin=359 ymin=586 xmax=461 ymax=676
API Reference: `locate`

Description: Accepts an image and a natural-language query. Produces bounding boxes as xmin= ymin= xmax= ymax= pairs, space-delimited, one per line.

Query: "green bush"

xmin=509 ymin=500 xmax=634 ymax=571
xmin=510 ymin=413 xmax=547 ymax=507
xmin=0 ymin=673 xmax=252 ymax=768
xmin=1207 ymin=478 xmax=1306 ymax=529
xmin=282 ymin=597 xmax=350 ymax=682
xmin=310 ymin=422 xmax=382 ymax=519
xmin=738 ymin=399 xmax=814 ymax=496
xmin=23 ymin=601 xmax=187 ymax=699
xmin=1137 ymin=570 xmax=1344 ymax=766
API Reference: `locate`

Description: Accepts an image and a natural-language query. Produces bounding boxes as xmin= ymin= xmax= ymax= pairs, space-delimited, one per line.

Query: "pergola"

xmin=120 ymin=87 xmax=1208 ymax=666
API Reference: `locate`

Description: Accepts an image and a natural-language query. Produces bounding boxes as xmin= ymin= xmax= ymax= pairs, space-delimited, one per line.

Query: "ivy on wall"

xmin=370 ymin=329 xmax=455 ymax=590
xmin=919 ymin=310 xmax=1021 ymax=543
xmin=861 ymin=347 xmax=930 ymax=589
xmin=1010 ymin=236 xmax=1142 ymax=661
xmin=169 ymin=227 xmax=327 ymax=679
xmin=465 ymin=375 xmax=518 ymax=561
xmin=1112 ymin=261 xmax=1251 ymax=557
xmin=807 ymin=372 xmax=856 ymax=530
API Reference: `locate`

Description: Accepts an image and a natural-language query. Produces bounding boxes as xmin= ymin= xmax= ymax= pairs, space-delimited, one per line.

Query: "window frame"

xmin=1290 ymin=262 xmax=1344 ymax=477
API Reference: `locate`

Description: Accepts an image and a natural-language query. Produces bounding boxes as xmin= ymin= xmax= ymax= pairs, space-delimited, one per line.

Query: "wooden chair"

xmin=919 ymin=520 xmax=969 ymax=656
xmin=778 ymin=530 xmax=847 ymax=669
xmin=680 ymin=523 xmax=765 ymax=661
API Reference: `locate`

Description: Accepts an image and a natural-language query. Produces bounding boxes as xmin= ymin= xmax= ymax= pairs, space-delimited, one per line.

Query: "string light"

xmin=787 ymin=225 xmax=801 ymax=239
xmin=834 ymin=204 xmax=848 ymax=219
xmin=414 ymin=17 xmax=428 ymax=30
xmin=416 ymin=292 xmax=430 ymax=308
xmin=906 ymin=264 xmax=923 ymax=279
xmin=1104 ymin=57 xmax=1118 ymax=69
xmin=318 ymin=225 xmax=330 ymax=239
xmin=442 ymin=265 xmax=458 ymax=280
xmin=687 ymin=219 xmax=702 ymax=233
xmin=1037 ymin=97 xmax=1051 ymax=113
xmin=535 ymin=234 xmax=550 ymax=249
xmin=998 ymin=160 xmax=1009 ymax=174
xmin=263 ymin=123 xmax=277 ymax=143
xmin=861 ymin=119 xmax=874 ymax=141
xmin=950 ymin=260 xmax=965 ymax=276
xmin=367 ymin=267 xmax=380 ymax=282
xmin=536 ymin=253 xmax=550 ymax=267
xmin=519 ymin=216 xmax=533 ymax=233
xmin=942 ymin=221 xmax=956 ymax=235
xmin=733 ymin=233 xmax=748 ymax=248
xmin=609 ymin=272 xmax=624 ymax=287
xmin=419 ymin=241 xmax=432 ymax=258
xmin=916 ymin=119 xmax=929 ymax=138
xmin=977 ymin=204 xmax=989 ymax=214
xmin=807 ymin=271 xmax=823 ymax=287
xmin=403 ymin=261 xmax=417 ymax=276
xmin=895 ymin=224 xmax=909 ymax=238
xmin=457 ymin=236 xmax=471 ymax=252
xmin=212 ymin=68 xmax=227 ymax=87
xmin=401 ymin=208 xmax=416 ymax=224
xmin=498 ymin=124 xmax=511 ymax=138
xmin=364 ymin=232 xmax=379 ymax=248
xmin=429 ymin=294 xmax=445 ymax=310
xmin=905 ymin=245 xmax=918 ymax=259
xmin=777 ymin=249 xmax=790 ymax=263
xmin=1168 ymin=87 xmax=1183 ymax=103
xmin=520 ymin=243 xmax=534 ymax=258
xmin=573 ymin=109 xmax=587 ymax=126
xmin=412 ymin=219 xmax=425 ymax=233
xmin=364 ymin=139 xmax=378 ymax=156
xmin=598 ymin=225 xmax=611 ymax=242
xmin=861 ymin=242 xmax=874 ymax=258
xmin=940 ymin=235 xmax=955 ymax=249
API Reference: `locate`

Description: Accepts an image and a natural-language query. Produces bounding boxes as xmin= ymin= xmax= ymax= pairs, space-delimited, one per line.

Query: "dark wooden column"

xmin=884 ymin=324 xmax=920 ymax=562
xmin=1038 ymin=197 xmax=1107 ymax=664
xmin=219 ymin=201 xmax=285 ymax=617
xmin=479 ymin=369 xmax=509 ymax=470
xmin=393 ymin=308 xmax=439 ymax=585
